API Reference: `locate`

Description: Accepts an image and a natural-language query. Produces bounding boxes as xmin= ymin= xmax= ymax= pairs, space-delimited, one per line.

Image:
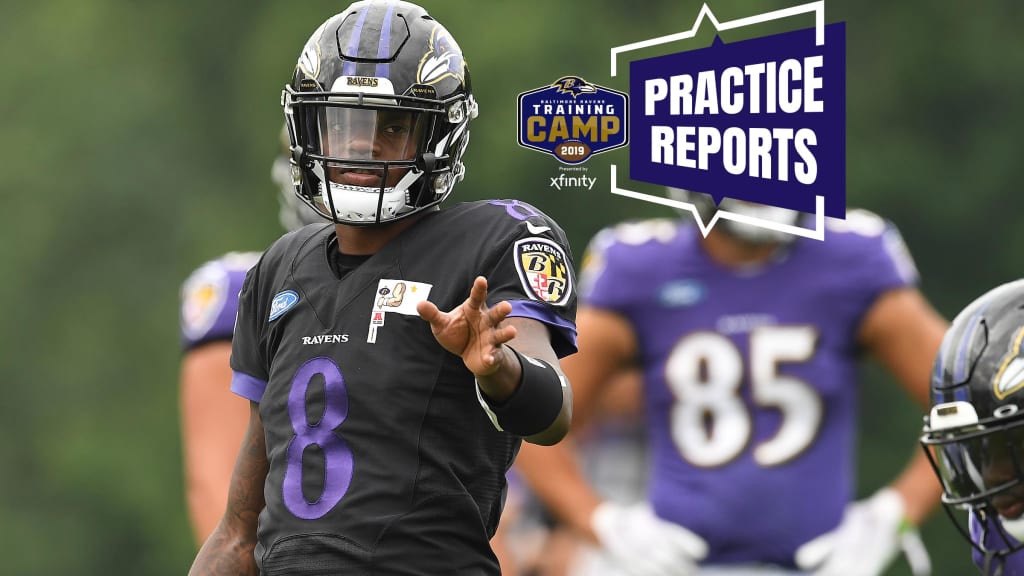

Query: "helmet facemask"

xmin=923 ymin=407 xmax=1024 ymax=559
xmin=315 ymin=98 xmax=427 ymax=224
xmin=286 ymin=85 xmax=471 ymax=225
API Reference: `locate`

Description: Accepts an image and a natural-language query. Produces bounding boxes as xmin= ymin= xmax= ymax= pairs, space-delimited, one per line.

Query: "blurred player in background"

xmin=921 ymin=279 xmax=1024 ymax=576
xmin=178 ymin=125 xmax=324 ymax=544
xmin=517 ymin=191 xmax=948 ymax=575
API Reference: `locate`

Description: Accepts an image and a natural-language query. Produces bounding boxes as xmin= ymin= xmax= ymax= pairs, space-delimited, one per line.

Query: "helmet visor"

xmin=319 ymin=106 xmax=425 ymax=162
xmin=316 ymin=106 xmax=427 ymax=190
xmin=927 ymin=419 xmax=1024 ymax=506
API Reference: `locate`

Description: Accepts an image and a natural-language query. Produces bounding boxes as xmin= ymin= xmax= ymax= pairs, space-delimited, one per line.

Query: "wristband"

xmin=476 ymin=346 xmax=566 ymax=437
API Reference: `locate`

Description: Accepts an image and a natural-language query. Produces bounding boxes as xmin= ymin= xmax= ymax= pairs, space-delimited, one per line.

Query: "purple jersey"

xmin=179 ymin=252 xmax=261 ymax=351
xmin=582 ymin=210 xmax=918 ymax=567
xmin=972 ymin=512 xmax=1024 ymax=575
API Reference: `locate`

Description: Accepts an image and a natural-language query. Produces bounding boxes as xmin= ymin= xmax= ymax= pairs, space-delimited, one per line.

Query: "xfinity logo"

xmin=301 ymin=334 xmax=350 ymax=345
xmin=549 ymin=173 xmax=597 ymax=190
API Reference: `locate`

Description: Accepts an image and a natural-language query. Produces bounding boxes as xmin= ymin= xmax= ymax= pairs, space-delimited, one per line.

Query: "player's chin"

xmin=993 ymin=492 xmax=1024 ymax=520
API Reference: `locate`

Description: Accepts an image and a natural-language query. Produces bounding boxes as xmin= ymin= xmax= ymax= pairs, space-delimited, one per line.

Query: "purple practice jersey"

xmin=179 ymin=252 xmax=261 ymax=351
xmin=581 ymin=210 xmax=918 ymax=568
xmin=972 ymin=512 xmax=1024 ymax=575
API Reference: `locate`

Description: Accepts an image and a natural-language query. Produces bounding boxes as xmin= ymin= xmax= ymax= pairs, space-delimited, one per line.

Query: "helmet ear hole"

xmin=407 ymin=152 xmax=437 ymax=207
xmin=419 ymin=152 xmax=437 ymax=172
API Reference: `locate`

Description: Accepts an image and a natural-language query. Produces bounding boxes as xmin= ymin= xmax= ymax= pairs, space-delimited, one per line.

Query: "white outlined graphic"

xmin=609 ymin=1 xmax=830 ymax=240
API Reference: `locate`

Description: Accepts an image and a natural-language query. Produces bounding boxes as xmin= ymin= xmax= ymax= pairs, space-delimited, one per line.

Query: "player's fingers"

xmin=626 ymin=554 xmax=681 ymax=576
xmin=479 ymin=331 xmax=516 ymax=372
xmin=486 ymin=300 xmax=512 ymax=324
xmin=605 ymin=552 xmax=657 ymax=576
xmin=416 ymin=299 xmax=442 ymax=323
xmin=492 ymin=324 xmax=517 ymax=345
xmin=794 ymin=531 xmax=836 ymax=570
xmin=630 ymin=525 xmax=705 ymax=573
xmin=663 ymin=525 xmax=709 ymax=561
xmin=468 ymin=276 xmax=488 ymax=307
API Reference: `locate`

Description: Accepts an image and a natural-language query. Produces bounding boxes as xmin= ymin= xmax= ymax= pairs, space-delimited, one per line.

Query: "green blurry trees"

xmin=1 ymin=1 xmax=1019 ymax=574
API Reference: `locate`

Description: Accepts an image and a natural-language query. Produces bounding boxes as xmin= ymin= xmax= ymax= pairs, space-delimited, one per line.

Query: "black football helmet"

xmin=282 ymin=0 xmax=477 ymax=225
xmin=921 ymin=279 xmax=1024 ymax=567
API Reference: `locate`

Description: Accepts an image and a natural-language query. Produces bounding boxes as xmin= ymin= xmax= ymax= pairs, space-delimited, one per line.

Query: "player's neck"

xmin=333 ymin=212 xmax=428 ymax=255
xmin=702 ymin=230 xmax=783 ymax=268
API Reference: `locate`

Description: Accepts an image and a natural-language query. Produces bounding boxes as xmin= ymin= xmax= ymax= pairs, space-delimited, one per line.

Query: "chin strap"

xmin=410 ymin=153 xmax=437 ymax=207
xmin=982 ymin=549 xmax=1003 ymax=576
xmin=393 ymin=167 xmax=424 ymax=203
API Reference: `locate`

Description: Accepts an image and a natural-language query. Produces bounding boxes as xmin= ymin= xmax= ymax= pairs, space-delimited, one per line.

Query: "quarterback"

xmin=188 ymin=2 xmax=577 ymax=574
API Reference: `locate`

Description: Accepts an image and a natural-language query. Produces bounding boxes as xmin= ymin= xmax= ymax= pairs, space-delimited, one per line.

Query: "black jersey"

xmin=230 ymin=200 xmax=577 ymax=575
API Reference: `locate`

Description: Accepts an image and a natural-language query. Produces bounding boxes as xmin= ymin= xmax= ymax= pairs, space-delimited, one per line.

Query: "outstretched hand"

xmin=417 ymin=276 xmax=517 ymax=377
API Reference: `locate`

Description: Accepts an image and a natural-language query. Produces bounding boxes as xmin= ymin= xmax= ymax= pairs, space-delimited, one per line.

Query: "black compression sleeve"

xmin=476 ymin=346 xmax=565 ymax=437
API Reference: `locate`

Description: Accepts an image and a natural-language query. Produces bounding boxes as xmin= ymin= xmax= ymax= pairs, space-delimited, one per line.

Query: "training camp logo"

xmin=517 ymin=75 xmax=628 ymax=165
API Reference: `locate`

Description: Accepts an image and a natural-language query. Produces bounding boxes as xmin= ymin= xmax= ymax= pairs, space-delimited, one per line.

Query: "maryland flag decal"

xmin=514 ymin=237 xmax=572 ymax=306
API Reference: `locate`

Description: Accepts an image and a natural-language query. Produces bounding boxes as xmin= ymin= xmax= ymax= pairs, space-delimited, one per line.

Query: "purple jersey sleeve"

xmin=228 ymin=260 xmax=270 ymax=403
xmin=178 ymin=252 xmax=261 ymax=352
xmin=577 ymin=227 xmax=620 ymax=309
xmin=579 ymin=219 xmax=687 ymax=314
xmin=819 ymin=210 xmax=919 ymax=335
xmin=480 ymin=202 xmax=579 ymax=358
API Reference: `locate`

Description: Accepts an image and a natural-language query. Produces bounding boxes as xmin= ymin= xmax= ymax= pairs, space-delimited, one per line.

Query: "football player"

xmin=921 ymin=279 xmax=1024 ymax=576
xmin=179 ymin=124 xmax=323 ymax=545
xmin=516 ymin=191 xmax=947 ymax=575
xmin=188 ymin=2 xmax=577 ymax=575
xmin=181 ymin=126 xmax=526 ymax=573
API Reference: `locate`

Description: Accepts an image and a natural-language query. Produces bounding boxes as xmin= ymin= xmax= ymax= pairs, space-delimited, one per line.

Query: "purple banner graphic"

xmin=629 ymin=23 xmax=845 ymax=217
